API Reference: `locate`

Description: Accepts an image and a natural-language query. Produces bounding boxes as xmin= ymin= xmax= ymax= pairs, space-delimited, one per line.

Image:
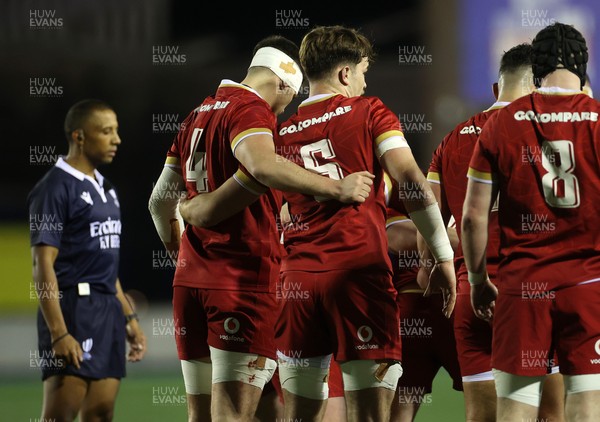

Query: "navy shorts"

xmin=37 ymin=288 xmax=126 ymax=381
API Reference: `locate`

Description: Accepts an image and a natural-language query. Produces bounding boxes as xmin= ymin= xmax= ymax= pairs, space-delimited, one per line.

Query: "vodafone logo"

xmin=224 ymin=317 xmax=240 ymax=334
xmin=357 ymin=325 xmax=373 ymax=343
xmin=594 ymin=339 xmax=600 ymax=356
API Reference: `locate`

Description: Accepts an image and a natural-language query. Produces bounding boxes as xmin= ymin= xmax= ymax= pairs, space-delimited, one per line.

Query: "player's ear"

xmin=492 ymin=82 xmax=499 ymax=100
xmin=278 ymin=79 xmax=288 ymax=94
xmin=338 ymin=66 xmax=350 ymax=86
xmin=71 ymin=130 xmax=84 ymax=145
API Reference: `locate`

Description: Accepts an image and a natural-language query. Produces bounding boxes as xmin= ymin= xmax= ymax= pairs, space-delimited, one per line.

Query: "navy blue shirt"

xmin=28 ymin=157 xmax=121 ymax=294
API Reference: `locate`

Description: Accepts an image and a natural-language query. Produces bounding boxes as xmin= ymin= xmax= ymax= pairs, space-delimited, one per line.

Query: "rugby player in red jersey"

xmin=426 ymin=43 xmax=564 ymax=421
xmin=273 ymin=25 xmax=456 ymax=422
xmin=463 ymin=22 xmax=600 ymax=421
xmin=148 ymin=35 xmax=373 ymax=422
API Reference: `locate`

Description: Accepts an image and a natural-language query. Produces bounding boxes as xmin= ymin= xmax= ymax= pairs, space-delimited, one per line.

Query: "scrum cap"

xmin=531 ymin=22 xmax=588 ymax=89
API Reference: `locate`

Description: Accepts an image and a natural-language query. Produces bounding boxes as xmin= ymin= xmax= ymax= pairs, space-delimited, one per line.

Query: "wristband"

xmin=125 ymin=313 xmax=139 ymax=323
xmin=408 ymin=203 xmax=454 ymax=263
xmin=51 ymin=332 xmax=69 ymax=347
xmin=468 ymin=271 xmax=487 ymax=286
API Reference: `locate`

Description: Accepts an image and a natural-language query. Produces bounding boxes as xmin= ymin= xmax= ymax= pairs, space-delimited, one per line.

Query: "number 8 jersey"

xmin=468 ymin=88 xmax=600 ymax=294
xmin=276 ymin=93 xmax=409 ymax=273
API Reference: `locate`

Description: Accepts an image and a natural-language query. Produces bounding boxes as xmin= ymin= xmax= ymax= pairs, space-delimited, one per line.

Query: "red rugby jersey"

xmin=428 ymin=103 xmax=506 ymax=288
xmin=165 ymin=80 xmax=281 ymax=292
xmin=469 ymin=89 xmax=600 ymax=294
xmin=276 ymin=94 xmax=408 ymax=273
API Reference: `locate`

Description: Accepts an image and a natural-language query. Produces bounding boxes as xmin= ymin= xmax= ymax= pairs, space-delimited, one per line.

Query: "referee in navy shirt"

xmin=28 ymin=99 xmax=146 ymax=421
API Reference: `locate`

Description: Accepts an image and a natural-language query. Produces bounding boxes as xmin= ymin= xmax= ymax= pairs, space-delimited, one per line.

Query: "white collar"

xmin=301 ymin=93 xmax=337 ymax=105
xmin=55 ymin=156 xmax=107 ymax=202
xmin=536 ymin=86 xmax=582 ymax=94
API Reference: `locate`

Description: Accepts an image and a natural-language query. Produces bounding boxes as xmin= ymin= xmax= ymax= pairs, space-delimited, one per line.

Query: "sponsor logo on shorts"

xmin=591 ymin=339 xmax=600 ymax=364
xmin=357 ymin=325 xmax=373 ymax=342
xmin=224 ymin=317 xmax=240 ymax=334
xmin=355 ymin=325 xmax=379 ymax=350
xmin=82 ymin=338 xmax=93 ymax=361
xmin=220 ymin=317 xmax=244 ymax=343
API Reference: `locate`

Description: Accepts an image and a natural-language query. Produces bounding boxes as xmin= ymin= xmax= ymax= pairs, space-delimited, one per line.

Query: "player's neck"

xmin=540 ymin=70 xmax=581 ymax=91
xmin=64 ymin=153 xmax=96 ymax=178
xmin=308 ymin=80 xmax=348 ymax=98
xmin=496 ymin=87 xmax=528 ymax=103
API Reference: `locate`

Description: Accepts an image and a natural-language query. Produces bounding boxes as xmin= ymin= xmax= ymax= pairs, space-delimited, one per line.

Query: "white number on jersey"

xmin=185 ymin=128 xmax=209 ymax=192
xmin=541 ymin=140 xmax=580 ymax=208
xmin=300 ymin=138 xmax=343 ymax=201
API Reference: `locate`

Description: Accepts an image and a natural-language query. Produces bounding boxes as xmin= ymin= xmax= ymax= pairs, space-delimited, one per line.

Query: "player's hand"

xmin=424 ymin=260 xmax=457 ymax=318
xmin=52 ymin=333 xmax=83 ymax=369
xmin=470 ymin=277 xmax=498 ymax=322
xmin=335 ymin=171 xmax=375 ymax=203
xmin=125 ymin=320 xmax=147 ymax=362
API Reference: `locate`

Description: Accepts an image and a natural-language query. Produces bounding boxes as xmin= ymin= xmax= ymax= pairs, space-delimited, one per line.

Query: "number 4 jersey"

xmin=276 ymin=93 xmax=409 ymax=273
xmin=468 ymin=89 xmax=600 ymax=294
xmin=165 ymin=80 xmax=282 ymax=293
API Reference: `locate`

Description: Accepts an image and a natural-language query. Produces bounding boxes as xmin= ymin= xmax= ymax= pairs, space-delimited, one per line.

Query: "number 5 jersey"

xmin=276 ymin=93 xmax=409 ymax=273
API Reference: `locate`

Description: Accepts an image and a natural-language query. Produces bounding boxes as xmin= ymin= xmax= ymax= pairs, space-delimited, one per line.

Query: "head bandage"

xmin=249 ymin=47 xmax=303 ymax=94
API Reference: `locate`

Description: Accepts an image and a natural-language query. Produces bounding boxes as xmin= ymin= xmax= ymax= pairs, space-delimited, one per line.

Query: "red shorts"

xmin=172 ymin=286 xmax=278 ymax=360
xmin=493 ymin=280 xmax=600 ymax=376
xmin=454 ymin=286 xmax=493 ymax=378
xmin=275 ymin=269 xmax=401 ymax=362
xmin=396 ymin=291 xmax=463 ymax=393
xmin=328 ymin=359 xmax=344 ymax=398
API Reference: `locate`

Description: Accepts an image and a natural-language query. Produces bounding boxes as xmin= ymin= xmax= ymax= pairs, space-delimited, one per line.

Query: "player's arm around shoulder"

xmin=178 ymin=170 xmax=263 ymax=228
xmin=234 ymin=132 xmax=374 ymax=203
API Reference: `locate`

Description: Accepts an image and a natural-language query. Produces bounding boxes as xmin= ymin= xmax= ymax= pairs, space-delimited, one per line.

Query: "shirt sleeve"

xmin=427 ymin=135 xmax=447 ymax=185
xmin=467 ymin=118 xmax=499 ymax=185
xmin=28 ymin=181 xmax=67 ymax=248
xmin=229 ymin=101 xmax=276 ymax=156
xmin=370 ymin=98 xmax=410 ymax=158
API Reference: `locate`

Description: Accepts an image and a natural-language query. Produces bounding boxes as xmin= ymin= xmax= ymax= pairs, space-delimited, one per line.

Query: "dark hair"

xmin=299 ymin=25 xmax=375 ymax=81
xmin=64 ymin=99 xmax=113 ymax=141
xmin=253 ymin=35 xmax=301 ymax=69
xmin=499 ymin=43 xmax=532 ymax=75
xmin=531 ymin=22 xmax=588 ymax=89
